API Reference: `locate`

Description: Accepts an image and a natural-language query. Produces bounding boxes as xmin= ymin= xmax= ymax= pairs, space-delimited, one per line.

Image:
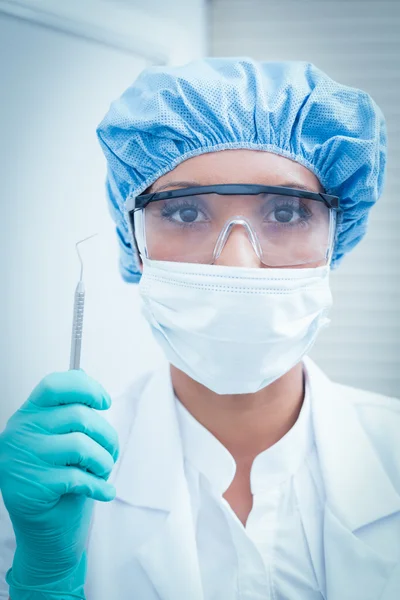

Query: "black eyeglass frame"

xmin=132 ymin=184 xmax=341 ymax=211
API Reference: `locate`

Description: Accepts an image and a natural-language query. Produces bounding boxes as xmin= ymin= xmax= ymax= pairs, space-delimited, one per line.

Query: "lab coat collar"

xmin=304 ymin=356 xmax=400 ymax=600
xmin=113 ymin=360 xmax=204 ymax=600
xmin=112 ymin=357 xmax=400 ymax=600
xmin=304 ymin=356 xmax=400 ymax=532
xmin=113 ymin=360 xmax=184 ymax=511
xmin=115 ymin=356 xmax=400 ymax=527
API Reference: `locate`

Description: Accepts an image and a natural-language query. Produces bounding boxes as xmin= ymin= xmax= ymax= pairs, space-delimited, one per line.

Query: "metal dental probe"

xmin=69 ymin=234 xmax=98 ymax=370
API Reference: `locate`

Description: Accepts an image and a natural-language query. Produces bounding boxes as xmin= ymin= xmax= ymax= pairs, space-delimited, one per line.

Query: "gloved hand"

xmin=0 ymin=369 xmax=119 ymax=600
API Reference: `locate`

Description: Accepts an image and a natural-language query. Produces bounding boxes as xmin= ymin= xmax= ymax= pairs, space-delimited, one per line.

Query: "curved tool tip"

xmin=75 ymin=233 xmax=98 ymax=281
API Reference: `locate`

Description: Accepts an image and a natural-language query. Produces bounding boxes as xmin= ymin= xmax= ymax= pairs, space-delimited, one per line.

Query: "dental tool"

xmin=69 ymin=234 xmax=98 ymax=370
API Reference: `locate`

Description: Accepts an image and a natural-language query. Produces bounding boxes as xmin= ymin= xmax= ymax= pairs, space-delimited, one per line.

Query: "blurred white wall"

xmin=210 ymin=0 xmax=400 ymax=397
xmin=0 ymin=0 xmax=207 ymax=426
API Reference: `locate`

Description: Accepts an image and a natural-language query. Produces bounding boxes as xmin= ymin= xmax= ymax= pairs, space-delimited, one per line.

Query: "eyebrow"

xmin=150 ymin=179 xmax=322 ymax=194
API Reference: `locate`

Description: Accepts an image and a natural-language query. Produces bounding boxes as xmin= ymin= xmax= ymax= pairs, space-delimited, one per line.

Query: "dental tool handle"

xmin=69 ymin=280 xmax=85 ymax=370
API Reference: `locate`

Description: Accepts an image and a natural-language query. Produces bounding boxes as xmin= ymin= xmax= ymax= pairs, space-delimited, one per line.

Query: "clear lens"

xmin=141 ymin=192 xmax=335 ymax=267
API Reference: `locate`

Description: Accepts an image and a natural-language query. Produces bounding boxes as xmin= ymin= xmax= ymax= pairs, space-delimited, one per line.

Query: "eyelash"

xmin=159 ymin=197 xmax=313 ymax=225
xmin=264 ymin=199 xmax=312 ymax=225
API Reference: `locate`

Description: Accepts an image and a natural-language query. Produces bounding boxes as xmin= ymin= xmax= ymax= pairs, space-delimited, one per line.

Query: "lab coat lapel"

xmin=304 ymin=357 xmax=400 ymax=600
xmin=112 ymin=361 xmax=203 ymax=600
xmin=136 ymin=475 xmax=204 ymax=600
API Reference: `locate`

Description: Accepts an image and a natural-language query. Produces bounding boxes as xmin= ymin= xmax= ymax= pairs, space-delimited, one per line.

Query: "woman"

xmin=1 ymin=58 xmax=399 ymax=600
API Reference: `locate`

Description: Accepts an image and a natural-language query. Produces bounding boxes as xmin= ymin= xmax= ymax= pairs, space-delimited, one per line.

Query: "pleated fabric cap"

xmin=96 ymin=57 xmax=387 ymax=283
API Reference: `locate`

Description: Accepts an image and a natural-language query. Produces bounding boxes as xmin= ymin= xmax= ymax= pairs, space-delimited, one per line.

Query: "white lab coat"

xmin=1 ymin=356 xmax=400 ymax=600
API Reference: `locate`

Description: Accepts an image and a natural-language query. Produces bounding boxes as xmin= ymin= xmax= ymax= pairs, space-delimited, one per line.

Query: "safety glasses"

xmin=128 ymin=184 xmax=340 ymax=268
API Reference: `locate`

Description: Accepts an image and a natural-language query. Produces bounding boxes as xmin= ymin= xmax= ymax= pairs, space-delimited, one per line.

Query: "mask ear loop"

xmin=212 ymin=217 xmax=263 ymax=263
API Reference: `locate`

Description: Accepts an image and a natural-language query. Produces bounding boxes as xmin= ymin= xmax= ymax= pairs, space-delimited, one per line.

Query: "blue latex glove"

xmin=0 ymin=369 xmax=119 ymax=600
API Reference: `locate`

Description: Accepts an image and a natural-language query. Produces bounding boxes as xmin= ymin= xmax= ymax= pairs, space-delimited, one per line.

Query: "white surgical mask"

xmin=138 ymin=256 xmax=332 ymax=395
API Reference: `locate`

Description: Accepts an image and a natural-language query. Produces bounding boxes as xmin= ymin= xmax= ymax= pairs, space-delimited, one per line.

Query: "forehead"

xmin=150 ymin=149 xmax=324 ymax=194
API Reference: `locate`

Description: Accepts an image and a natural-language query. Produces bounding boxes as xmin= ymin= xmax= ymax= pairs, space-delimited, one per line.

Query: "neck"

xmin=170 ymin=361 xmax=305 ymax=462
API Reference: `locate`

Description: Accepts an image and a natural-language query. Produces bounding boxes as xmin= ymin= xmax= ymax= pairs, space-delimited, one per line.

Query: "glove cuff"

xmin=6 ymin=551 xmax=87 ymax=600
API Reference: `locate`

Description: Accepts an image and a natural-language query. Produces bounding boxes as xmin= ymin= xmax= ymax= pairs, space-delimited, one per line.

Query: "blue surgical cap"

xmin=96 ymin=57 xmax=387 ymax=283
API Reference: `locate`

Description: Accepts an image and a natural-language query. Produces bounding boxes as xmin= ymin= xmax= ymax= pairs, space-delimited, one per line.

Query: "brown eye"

xmin=179 ymin=208 xmax=199 ymax=223
xmin=160 ymin=198 xmax=209 ymax=226
xmin=274 ymin=208 xmax=295 ymax=223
